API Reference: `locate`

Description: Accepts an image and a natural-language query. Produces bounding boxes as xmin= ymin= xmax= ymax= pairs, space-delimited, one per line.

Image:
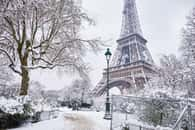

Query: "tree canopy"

xmin=0 ymin=0 xmax=101 ymax=95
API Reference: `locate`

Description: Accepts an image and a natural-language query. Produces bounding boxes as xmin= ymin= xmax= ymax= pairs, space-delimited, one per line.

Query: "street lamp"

xmin=104 ymin=48 xmax=112 ymax=120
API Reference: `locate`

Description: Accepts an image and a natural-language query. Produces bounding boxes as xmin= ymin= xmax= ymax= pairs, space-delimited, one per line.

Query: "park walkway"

xmin=10 ymin=109 xmax=110 ymax=130
xmin=63 ymin=110 xmax=110 ymax=130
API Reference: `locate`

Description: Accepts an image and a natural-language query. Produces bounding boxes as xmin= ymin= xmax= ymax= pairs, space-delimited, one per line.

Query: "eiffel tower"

xmin=93 ymin=0 xmax=156 ymax=96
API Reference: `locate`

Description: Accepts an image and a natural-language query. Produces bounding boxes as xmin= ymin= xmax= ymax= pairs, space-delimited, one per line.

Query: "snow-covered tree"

xmin=0 ymin=56 xmax=12 ymax=87
xmin=180 ymin=7 xmax=195 ymax=66
xmin=159 ymin=55 xmax=185 ymax=93
xmin=28 ymin=81 xmax=45 ymax=103
xmin=66 ymin=79 xmax=91 ymax=103
xmin=142 ymin=54 xmax=186 ymax=97
xmin=0 ymin=83 xmax=20 ymax=98
xmin=43 ymin=90 xmax=59 ymax=107
xmin=142 ymin=6 xmax=195 ymax=98
xmin=28 ymin=81 xmax=61 ymax=109
xmin=140 ymin=96 xmax=179 ymax=127
xmin=0 ymin=56 xmax=15 ymax=97
xmin=0 ymin=0 xmax=101 ymax=95
xmin=180 ymin=6 xmax=195 ymax=97
xmin=138 ymin=55 xmax=192 ymax=126
xmin=0 ymin=66 xmax=11 ymax=90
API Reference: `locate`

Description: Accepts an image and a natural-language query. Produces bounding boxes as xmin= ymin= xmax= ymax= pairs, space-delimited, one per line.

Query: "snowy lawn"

xmin=10 ymin=108 xmax=110 ymax=130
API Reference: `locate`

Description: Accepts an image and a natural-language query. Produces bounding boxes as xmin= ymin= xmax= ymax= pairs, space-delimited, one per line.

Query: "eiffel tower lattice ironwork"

xmin=93 ymin=0 xmax=156 ymax=96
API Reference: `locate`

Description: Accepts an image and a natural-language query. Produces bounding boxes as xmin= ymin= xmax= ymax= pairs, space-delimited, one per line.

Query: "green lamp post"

xmin=104 ymin=48 xmax=112 ymax=120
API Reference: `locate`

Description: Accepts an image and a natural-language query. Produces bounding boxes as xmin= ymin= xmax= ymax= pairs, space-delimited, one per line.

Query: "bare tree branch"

xmin=0 ymin=0 xmax=102 ymax=95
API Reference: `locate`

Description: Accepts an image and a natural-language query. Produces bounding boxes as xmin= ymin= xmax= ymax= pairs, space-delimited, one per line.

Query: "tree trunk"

xmin=19 ymin=66 xmax=29 ymax=95
xmin=18 ymin=40 xmax=30 ymax=96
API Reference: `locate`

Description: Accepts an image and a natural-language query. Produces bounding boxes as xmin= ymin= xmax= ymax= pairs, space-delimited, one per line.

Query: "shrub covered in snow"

xmin=138 ymin=92 xmax=181 ymax=127
xmin=0 ymin=96 xmax=34 ymax=129
xmin=0 ymin=112 xmax=29 ymax=129
xmin=0 ymin=97 xmax=23 ymax=114
xmin=139 ymin=99 xmax=178 ymax=126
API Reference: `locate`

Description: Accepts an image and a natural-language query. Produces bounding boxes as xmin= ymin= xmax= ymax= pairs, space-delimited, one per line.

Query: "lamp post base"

xmin=104 ymin=102 xmax=112 ymax=120
xmin=104 ymin=112 xmax=112 ymax=120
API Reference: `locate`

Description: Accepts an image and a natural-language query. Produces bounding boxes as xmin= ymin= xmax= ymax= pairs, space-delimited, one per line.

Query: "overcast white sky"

xmin=30 ymin=0 xmax=195 ymax=90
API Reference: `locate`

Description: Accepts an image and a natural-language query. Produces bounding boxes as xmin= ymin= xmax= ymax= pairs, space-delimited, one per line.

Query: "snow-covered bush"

xmin=138 ymin=93 xmax=179 ymax=127
xmin=65 ymin=79 xmax=91 ymax=103
xmin=0 ymin=97 xmax=33 ymax=129
xmin=0 ymin=97 xmax=23 ymax=114
xmin=0 ymin=112 xmax=29 ymax=129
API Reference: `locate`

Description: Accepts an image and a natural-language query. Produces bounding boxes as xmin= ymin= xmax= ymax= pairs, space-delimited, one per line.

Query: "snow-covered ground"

xmin=8 ymin=106 xmax=176 ymax=130
xmin=10 ymin=108 xmax=110 ymax=130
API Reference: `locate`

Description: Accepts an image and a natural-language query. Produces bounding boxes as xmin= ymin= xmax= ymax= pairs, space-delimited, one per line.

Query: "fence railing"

xmin=172 ymin=100 xmax=195 ymax=130
xmin=172 ymin=105 xmax=188 ymax=130
xmin=110 ymin=95 xmax=195 ymax=130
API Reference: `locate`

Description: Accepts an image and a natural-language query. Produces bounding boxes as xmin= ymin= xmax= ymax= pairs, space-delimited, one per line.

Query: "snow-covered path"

xmin=64 ymin=113 xmax=95 ymax=130
xmin=10 ymin=108 xmax=110 ymax=130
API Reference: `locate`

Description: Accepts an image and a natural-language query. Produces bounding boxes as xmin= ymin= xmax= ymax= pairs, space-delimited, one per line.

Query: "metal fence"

xmin=173 ymin=102 xmax=195 ymax=130
xmin=110 ymin=95 xmax=195 ymax=130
